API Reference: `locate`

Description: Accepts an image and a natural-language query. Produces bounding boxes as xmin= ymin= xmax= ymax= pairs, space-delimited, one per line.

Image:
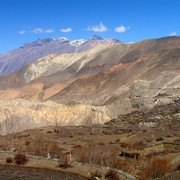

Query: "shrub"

xmin=53 ymin=126 xmax=61 ymax=133
xmin=120 ymin=142 xmax=132 ymax=148
xmin=58 ymin=154 xmax=71 ymax=168
xmin=47 ymin=131 xmax=53 ymax=133
xmin=156 ymin=137 xmax=164 ymax=141
xmin=49 ymin=143 xmax=59 ymax=157
xmin=98 ymin=142 xmax=105 ymax=146
xmin=89 ymin=170 xmax=102 ymax=180
xmin=105 ymin=169 xmax=120 ymax=180
xmin=75 ymin=147 xmax=93 ymax=164
xmin=6 ymin=157 xmax=13 ymax=163
xmin=115 ymin=139 xmax=121 ymax=143
xmin=142 ymin=157 xmax=172 ymax=179
xmin=14 ymin=154 xmax=28 ymax=165
xmin=173 ymin=163 xmax=180 ymax=171
xmin=25 ymin=140 xmax=30 ymax=146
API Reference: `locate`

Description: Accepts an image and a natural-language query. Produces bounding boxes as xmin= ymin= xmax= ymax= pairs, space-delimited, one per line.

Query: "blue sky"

xmin=0 ymin=0 xmax=179 ymax=54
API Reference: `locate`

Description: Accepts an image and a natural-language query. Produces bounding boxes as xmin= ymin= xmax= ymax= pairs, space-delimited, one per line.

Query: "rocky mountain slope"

xmin=0 ymin=36 xmax=179 ymax=134
xmin=0 ymin=35 xmax=121 ymax=76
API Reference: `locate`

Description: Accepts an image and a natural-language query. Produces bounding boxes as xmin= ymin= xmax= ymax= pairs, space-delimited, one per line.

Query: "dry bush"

xmin=53 ymin=126 xmax=61 ymax=133
xmin=75 ymin=147 xmax=137 ymax=175
xmin=112 ymin=157 xmax=130 ymax=171
xmin=142 ymin=157 xmax=172 ymax=179
xmin=105 ymin=169 xmax=121 ymax=180
xmin=115 ymin=139 xmax=121 ymax=143
xmin=47 ymin=131 xmax=53 ymax=133
xmin=156 ymin=137 xmax=164 ymax=141
xmin=58 ymin=154 xmax=71 ymax=168
xmin=98 ymin=142 xmax=105 ymax=146
xmin=173 ymin=163 xmax=180 ymax=171
xmin=14 ymin=153 xmax=28 ymax=165
xmin=75 ymin=148 xmax=114 ymax=166
xmin=49 ymin=143 xmax=59 ymax=157
xmin=94 ymin=152 xmax=112 ymax=167
xmin=132 ymin=141 xmax=145 ymax=150
xmin=89 ymin=170 xmax=102 ymax=180
xmin=25 ymin=140 xmax=30 ymax=146
xmin=120 ymin=142 xmax=132 ymax=148
xmin=34 ymin=138 xmax=44 ymax=156
xmin=33 ymin=139 xmax=59 ymax=157
xmin=75 ymin=147 xmax=93 ymax=164
xmin=6 ymin=157 xmax=13 ymax=163
xmin=113 ymin=158 xmax=137 ymax=175
xmin=146 ymin=138 xmax=153 ymax=142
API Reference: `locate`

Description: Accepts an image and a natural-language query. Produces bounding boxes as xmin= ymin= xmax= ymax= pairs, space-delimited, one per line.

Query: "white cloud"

xmin=115 ymin=26 xmax=130 ymax=33
xmin=86 ymin=22 xmax=107 ymax=32
xmin=18 ymin=30 xmax=26 ymax=34
xmin=32 ymin=28 xmax=44 ymax=34
xmin=32 ymin=28 xmax=54 ymax=34
xmin=44 ymin=29 xmax=54 ymax=33
xmin=169 ymin=31 xmax=177 ymax=36
xmin=61 ymin=28 xmax=72 ymax=32
xmin=127 ymin=41 xmax=134 ymax=44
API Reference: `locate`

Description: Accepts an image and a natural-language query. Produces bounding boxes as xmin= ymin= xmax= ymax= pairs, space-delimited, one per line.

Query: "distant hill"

xmin=0 ymin=36 xmax=180 ymax=134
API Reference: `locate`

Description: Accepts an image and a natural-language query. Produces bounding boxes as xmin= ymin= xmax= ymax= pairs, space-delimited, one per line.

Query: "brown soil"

xmin=0 ymin=165 xmax=87 ymax=180
xmin=0 ymin=101 xmax=179 ymax=179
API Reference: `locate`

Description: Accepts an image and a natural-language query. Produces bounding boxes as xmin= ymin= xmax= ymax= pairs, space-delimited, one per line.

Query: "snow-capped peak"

xmin=56 ymin=37 xmax=69 ymax=42
xmin=69 ymin=39 xmax=86 ymax=47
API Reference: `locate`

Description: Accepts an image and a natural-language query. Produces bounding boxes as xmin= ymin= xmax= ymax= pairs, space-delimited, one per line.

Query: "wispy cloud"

xmin=115 ymin=26 xmax=130 ymax=33
xmin=32 ymin=28 xmax=44 ymax=34
xmin=169 ymin=31 xmax=177 ymax=36
xmin=18 ymin=30 xmax=26 ymax=35
xmin=61 ymin=27 xmax=72 ymax=32
xmin=44 ymin=29 xmax=54 ymax=33
xmin=86 ymin=22 xmax=107 ymax=32
xmin=31 ymin=28 xmax=54 ymax=34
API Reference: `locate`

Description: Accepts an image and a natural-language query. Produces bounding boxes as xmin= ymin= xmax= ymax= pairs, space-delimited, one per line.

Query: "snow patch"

xmin=69 ymin=39 xmax=86 ymax=47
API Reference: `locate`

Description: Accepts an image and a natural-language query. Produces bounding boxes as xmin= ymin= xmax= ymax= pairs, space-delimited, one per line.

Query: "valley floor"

xmin=0 ymin=101 xmax=180 ymax=179
xmin=0 ymin=165 xmax=87 ymax=180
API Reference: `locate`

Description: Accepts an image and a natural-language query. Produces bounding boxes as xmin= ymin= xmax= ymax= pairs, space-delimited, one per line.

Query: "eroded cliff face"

xmin=0 ymin=100 xmax=111 ymax=135
xmin=0 ymin=86 xmax=179 ymax=135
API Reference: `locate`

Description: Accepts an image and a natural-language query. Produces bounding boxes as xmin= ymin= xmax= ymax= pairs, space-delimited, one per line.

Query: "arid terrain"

xmin=1 ymin=0 xmax=180 ymax=178
xmin=0 ymin=35 xmax=180 ymax=179
xmin=0 ymin=100 xmax=180 ymax=179
xmin=0 ymin=165 xmax=87 ymax=180
xmin=0 ymin=36 xmax=180 ymax=135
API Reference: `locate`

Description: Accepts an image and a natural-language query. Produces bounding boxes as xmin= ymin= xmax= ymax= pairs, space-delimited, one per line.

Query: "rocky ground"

xmin=0 ymin=100 xmax=179 ymax=179
xmin=0 ymin=36 xmax=180 ymax=135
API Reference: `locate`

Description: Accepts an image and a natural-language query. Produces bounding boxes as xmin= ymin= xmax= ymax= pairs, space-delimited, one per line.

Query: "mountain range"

xmin=0 ymin=35 xmax=122 ymax=76
xmin=0 ymin=35 xmax=179 ymax=134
